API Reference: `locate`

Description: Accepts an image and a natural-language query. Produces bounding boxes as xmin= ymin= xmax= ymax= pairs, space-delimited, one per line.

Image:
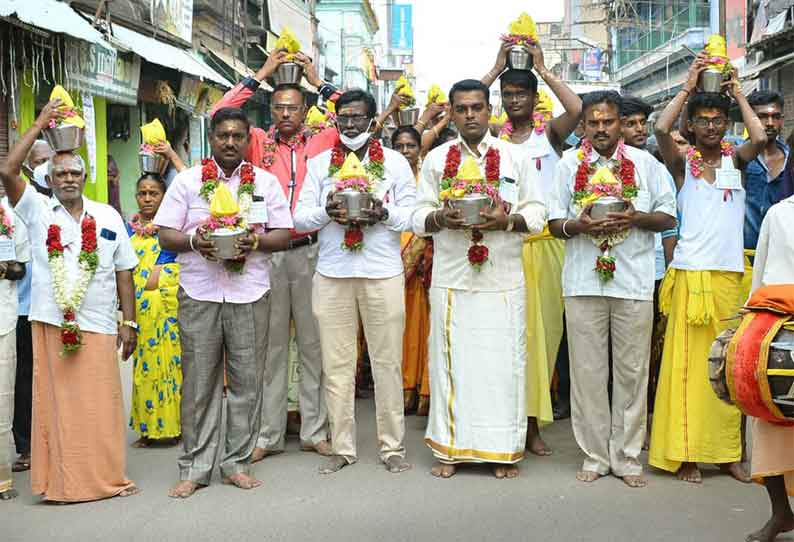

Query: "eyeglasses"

xmin=337 ymin=114 xmax=371 ymax=126
xmin=693 ymin=117 xmax=727 ymax=128
xmin=502 ymin=91 xmax=532 ymax=103
xmin=272 ymin=104 xmax=302 ymax=114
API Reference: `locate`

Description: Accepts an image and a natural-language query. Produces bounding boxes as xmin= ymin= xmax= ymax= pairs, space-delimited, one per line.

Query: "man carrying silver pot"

xmin=294 ymin=89 xmax=416 ymax=475
xmin=548 ymin=90 xmax=677 ymax=489
xmin=155 ymin=107 xmax=292 ymax=498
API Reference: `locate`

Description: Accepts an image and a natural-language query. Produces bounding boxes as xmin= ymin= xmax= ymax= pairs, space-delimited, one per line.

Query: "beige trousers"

xmin=312 ymin=273 xmax=406 ymax=463
xmin=565 ymin=296 xmax=653 ymax=477
xmin=0 ymin=331 xmax=15 ymax=493
xmin=258 ymin=243 xmax=327 ymax=451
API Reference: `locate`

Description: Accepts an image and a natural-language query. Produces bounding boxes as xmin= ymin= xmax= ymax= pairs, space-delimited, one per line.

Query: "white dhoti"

xmin=425 ymin=286 xmax=527 ymax=464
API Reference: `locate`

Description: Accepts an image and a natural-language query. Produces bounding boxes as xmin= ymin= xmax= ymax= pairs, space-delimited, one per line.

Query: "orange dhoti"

xmin=31 ymin=322 xmax=134 ymax=502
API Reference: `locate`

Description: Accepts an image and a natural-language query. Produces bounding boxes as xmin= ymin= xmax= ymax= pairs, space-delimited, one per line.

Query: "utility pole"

xmin=340 ymin=26 xmax=345 ymax=88
xmin=719 ymin=0 xmax=726 ymax=35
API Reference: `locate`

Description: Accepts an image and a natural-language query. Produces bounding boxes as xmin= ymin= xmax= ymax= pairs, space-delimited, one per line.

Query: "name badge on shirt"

xmin=248 ymin=201 xmax=269 ymax=224
xmin=715 ymin=169 xmax=742 ymax=191
xmin=498 ymin=177 xmax=519 ymax=207
xmin=0 ymin=239 xmax=16 ymax=261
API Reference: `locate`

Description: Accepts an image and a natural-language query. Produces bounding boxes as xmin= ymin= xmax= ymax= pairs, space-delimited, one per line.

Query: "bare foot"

xmin=251 ymin=447 xmax=282 ymax=464
xmin=168 ymin=480 xmax=203 ymax=499
xmin=300 ymin=441 xmax=332 ymax=456
xmin=720 ymin=462 xmax=751 ymax=483
xmin=577 ymin=470 xmax=603 ymax=483
xmin=526 ymin=418 xmax=552 ymax=456
xmin=118 ymin=485 xmax=140 ymax=497
xmin=676 ymin=462 xmax=702 ymax=483
xmin=494 ymin=464 xmax=520 ymax=479
xmin=319 ymin=455 xmax=350 ymax=475
xmin=430 ymin=463 xmax=457 ymax=479
xmin=621 ymin=475 xmax=647 ymax=488
xmin=746 ymin=514 xmax=794 ymax=542
xmin=131 ymin=438 xmax=150 ymax=449
xmin=222 ymin=473 xmax=262 ymax=490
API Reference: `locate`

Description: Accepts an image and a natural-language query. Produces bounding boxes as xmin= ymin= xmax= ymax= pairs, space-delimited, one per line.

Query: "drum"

xmin=708 ymin=310 xmax=794 ymax=425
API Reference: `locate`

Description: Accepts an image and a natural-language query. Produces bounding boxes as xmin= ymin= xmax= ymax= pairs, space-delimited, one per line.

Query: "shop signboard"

xmin=66 ymin=39 xmax=141 ymax=106
xmin=150 ymin=0 xmax=193 ymax=43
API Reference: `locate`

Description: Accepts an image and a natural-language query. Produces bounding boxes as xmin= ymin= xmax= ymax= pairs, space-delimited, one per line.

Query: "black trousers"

xmin=12 ymin=315 xmax=33 ymax=455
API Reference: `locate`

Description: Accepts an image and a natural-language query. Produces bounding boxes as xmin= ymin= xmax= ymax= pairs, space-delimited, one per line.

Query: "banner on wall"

xmin=150 ymin=0 xmax=193 ymax=43
xmin=81 ymin=93 xmax=97 ymax=183
xmin=66 ymin=40 xmax=141 ymax=106
xmin=390 ymin=4 xmax=413 ymax=54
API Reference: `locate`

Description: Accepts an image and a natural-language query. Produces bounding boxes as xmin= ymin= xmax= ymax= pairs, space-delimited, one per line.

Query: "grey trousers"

xmin=258 ymin=243 xmax=328 ymax=451
xmin=565 ymin=295 xmax=653 ymax=477
xmin=177 ymin=288 xmax=270 ymax=485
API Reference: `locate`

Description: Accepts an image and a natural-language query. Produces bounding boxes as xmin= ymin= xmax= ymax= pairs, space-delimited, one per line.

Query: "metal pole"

xmin=340 ymin=26 xmax=345 ymax=88
xmin=719 ymin=0 xmax=726 ymax=35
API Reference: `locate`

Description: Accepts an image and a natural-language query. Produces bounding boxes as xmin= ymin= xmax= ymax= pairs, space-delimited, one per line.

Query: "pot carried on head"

xmin=708 ymin=284 xmax=794 ymax=426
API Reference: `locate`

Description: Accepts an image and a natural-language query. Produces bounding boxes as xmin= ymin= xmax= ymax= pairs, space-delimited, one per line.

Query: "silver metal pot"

xmin=507 ymin=45 xmax=533 ymax=71
xmin=208 ymin=229 xmax=246 ymax=260
xmin=333 ymin=189 xmax=373 ymax=220
xmin=449 ymin=194 xmax=493 ymax=226
xmin=589 ymin=196 xmax=627 ymax=220
xmin=138 ymin=153 xmax=168 ymax=175
xmin=397 ymin=107 xmax=420 ymax=127
xmin=698 ymin=68 xmax=726 ymax=93
xmin=43 ymin=124 xmax=84 ymax=152
xmin=272 ymin=62 xmax=304 ymax=86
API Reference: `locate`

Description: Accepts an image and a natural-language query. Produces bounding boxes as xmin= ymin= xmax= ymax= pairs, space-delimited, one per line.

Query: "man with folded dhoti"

xmin=295 ymin=89 xmax=416 ymax=475
xmin=649 ymin=49 xmax=768 ymax=484
xmin=481 ymin=38 xmax=582 ymax=456
xmin=0 ymin=183 xmax=30 ymax=501
xmin=548 ymin=90 xmax=677 ymax=488
xmin=0 ymin=95 xmax=140 ymax=502
xmin=413 ymin=79 xmax=547 ymax=479
xmin=155 ymin=107 xmax=292 ymax=498
xmin=743 ymin=195 xmax=794 ymax=542
xmin=210 ymin=41 xmax=343 ymax=462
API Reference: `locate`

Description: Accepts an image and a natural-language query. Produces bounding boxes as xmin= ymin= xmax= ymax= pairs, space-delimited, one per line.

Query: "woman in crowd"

xmin=127 ymin=164 xmax=183 ymax=447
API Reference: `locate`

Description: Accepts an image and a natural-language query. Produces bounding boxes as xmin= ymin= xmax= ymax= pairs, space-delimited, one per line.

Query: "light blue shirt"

xmin=17 ymin=262 xmax=31 ymax=316
xmin=654 ymin=166 xmax=679 ymax=281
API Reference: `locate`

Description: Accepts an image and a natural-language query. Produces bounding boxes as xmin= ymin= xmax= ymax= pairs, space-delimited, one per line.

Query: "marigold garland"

xmin=128 ymin=214 xmax=159 ymax=237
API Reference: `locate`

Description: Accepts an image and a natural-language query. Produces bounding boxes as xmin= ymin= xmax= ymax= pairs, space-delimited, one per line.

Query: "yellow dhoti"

xmin=522 ymin=229 xmax=564 ymax=426
xmin=649 ymin=269 xmax=744 ymax=472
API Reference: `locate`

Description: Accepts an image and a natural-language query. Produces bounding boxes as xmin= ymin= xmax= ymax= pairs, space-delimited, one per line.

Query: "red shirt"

xmin=210 ymin=84 xmax=340 ymax=238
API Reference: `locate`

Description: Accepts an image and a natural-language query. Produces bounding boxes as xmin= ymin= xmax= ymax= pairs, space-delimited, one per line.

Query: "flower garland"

xmin=438 ymin=145 xmax=501 ymax=271
xmin=573 ymin=139 xmax=637 ymax=283
xmin=335 ymin=172 xmax=374 ymax=252
xmin=328 ymin=139 xmax=385 ymax=181
xmin=46 ymin=216 xmax=99 ymax=354
xmin=687 ymin=140 xmax=734 ymax=178
xmin=498 ymin=114 xmax=551 ymax=143
xmin=0 ymin=205 xmax=14 ymax=238
xmin=261 ymin=127 xmax=311 ymax=170
xmin=128 ymin=215 xmax=159 ymax=237
xmin=199 ymin=159 xmax=255 ymax=273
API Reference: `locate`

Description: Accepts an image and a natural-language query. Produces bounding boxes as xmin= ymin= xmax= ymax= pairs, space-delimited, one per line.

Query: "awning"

xmin=0 ymin=0 xmax=111 ymax=49
xmin=111 ymin=25 xmax=233 ymax=87
xmin=268 ymin=0 xmax=313 ymax=53
xmin=204 ymin=45 xmax=273 ymax=91
xmin=741 ymin=50 xmax=794 ymax=79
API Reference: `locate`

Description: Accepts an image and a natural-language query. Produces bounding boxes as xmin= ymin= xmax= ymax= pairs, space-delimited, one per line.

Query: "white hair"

xmin=25 ymin=139 xmax=53 ymax=165
xmin=47 ymin=152 xmax=86 ymax=178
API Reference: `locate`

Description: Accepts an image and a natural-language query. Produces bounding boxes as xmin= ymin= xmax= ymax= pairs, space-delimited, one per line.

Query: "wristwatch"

xmin=381 ymin=207 xmax=390 ymax=223
xmin=121 ymin=320 xmax=139 ymax=332
xmin=505 ymin=214 xmax=516 ymax=232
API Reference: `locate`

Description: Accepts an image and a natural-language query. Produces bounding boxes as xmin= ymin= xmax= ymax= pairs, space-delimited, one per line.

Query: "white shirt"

xmin=512 ymin=131 xmax=560 ymax=205
xmin=14 ymin=184 xmax=138 ymax=335
xmin=412 ymin=133 xmax=547 ymax=292
xmin=294 ymin=145 xmax=416 ymax=279
xmin=0 ymin=198 xmax=30 ymax=335
xmin=671 ymin=156 xmax=745 ymax=273
xmin=549 ymin=143 xmax=677 ymax=301
xmin=751 ymin=196 xmax=794 ymax=292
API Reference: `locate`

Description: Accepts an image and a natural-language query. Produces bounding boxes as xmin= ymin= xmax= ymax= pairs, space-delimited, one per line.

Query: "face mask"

xmin=33 ymin=162 xmax=50 ymax=188
xmin=338 ymin=120 xmax=374 ymax=151
xmin=565 ymin=133 xmax=581 ymax=147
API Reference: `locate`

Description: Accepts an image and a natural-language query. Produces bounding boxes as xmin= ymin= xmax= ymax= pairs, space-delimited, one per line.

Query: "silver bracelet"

xmin=562 ymin=219 xmax=573 ymax=239
xmin=189 ymin=234 xmax=198 ymax=253
xmin=431 ymin=210 xmax=443 ymax=230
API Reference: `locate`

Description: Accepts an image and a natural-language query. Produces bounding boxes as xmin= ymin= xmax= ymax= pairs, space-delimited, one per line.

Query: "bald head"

xmin=26 ymin=140 xmax=53 ymax=170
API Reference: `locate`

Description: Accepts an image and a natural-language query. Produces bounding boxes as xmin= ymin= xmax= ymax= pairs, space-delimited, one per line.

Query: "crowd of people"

xmin=0 ymin=38 xmax=793 ymax=542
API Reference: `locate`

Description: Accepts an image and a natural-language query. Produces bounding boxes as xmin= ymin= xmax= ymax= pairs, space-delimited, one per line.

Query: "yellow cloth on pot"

xmin=49 ymin=85 xmax=85 ymax=129
xmin=140 ymin=119 xmax=167 ymax=145
xmin=395 ymin=75 xmax=415 ymax=108
xmin=275 ymin=27 xmax=301 ymax=59
xmin=210 ymin=183 xmax=240 ymax=217
xmin=426 ymin=84 xmax=448 ymax=106
xmin=337 ymin=153 xmax=368 ymax=180
xmin=508 ymin=13 xmax=538 ymax=42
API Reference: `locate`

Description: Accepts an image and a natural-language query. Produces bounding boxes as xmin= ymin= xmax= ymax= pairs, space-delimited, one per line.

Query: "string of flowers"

xmin=573 ymin=139 xmax=637 ymax=283
xmin=327 ymin=139 xmax=385 ymax=181
xmin=0 ymin=205 xmax=15 ymax=238
xmin=46 ymin=216 xmax=99 ymax=354
xmin=261 ymin=127 xmax=311 ymax=169
xmin=128 ymin=215 xmax=159 ymax=237
xmin=687 ymin=140 xmax=734 ymax=178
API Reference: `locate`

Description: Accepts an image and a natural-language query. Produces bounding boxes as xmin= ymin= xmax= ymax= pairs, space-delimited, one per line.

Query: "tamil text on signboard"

xmin=66 ymin=40 xmax=141 ymax=106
